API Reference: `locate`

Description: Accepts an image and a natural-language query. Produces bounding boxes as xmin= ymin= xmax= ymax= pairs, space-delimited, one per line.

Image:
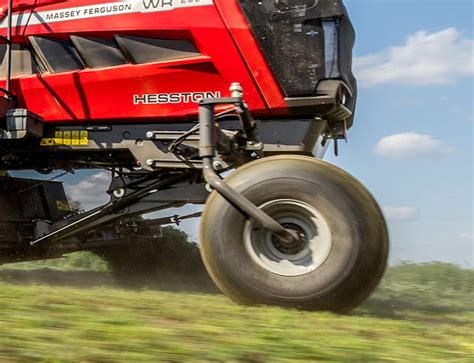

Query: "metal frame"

xmin=30 ymin=171 xmax=204 ymax=246
xmin=19 ymin=86 xmax=307 ymax=251
xmin=0 ymin=83 xmax=334 ymax=262
xmin=198 ymin=90 xmax=300 ymax=246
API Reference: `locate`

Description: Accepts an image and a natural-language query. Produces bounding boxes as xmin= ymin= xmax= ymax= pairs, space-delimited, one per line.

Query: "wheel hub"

xmin=271 ymin=223 xmax=307 ymax=255
xmin=244 ymin=199 xmax=333 ymax=277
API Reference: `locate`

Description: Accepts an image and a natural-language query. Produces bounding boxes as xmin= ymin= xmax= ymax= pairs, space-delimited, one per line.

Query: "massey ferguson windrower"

xmin=0 ymin=0 xmax=388 ymax=311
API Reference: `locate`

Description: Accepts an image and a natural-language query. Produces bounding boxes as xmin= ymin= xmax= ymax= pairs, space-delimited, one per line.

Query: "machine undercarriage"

xmin=0 ymin=0 xmax=389 ymax=311
xmin=0 ymin=84 xmax=332 ymax=262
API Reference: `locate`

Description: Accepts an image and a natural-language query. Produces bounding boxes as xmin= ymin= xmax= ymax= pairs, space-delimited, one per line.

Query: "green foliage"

xmin=387 ymin=262 xmax=473 ymax=291
xmin=0 ymin=251 xmax=108 ymax=272
xmin=152 ymin=226 xmax=204 ymax=276
xmin=359 ymin=263 xmax=473 ymax=328
xmin=0 ymin=242 xmax=472 ymax=361
xmin=0 ymin=226 xmax=202 ymax=276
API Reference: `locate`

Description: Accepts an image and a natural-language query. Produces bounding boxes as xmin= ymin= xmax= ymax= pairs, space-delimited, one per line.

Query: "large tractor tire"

xmin=200 ymin=155 xmax=389 ymax=312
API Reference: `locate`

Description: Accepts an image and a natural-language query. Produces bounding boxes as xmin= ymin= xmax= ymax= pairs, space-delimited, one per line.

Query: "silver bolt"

xmin=205 ymin=183 xmax=213 ymax=193
xmin=146 ymin=159 xmax=155 ymax=167
xmin=146 ymin=131 xmax=154 ymax=139
xmin=213 ymin=161 xmax=224 ymax=170
xmin=113 ymin=188 xmax=125 ymax=198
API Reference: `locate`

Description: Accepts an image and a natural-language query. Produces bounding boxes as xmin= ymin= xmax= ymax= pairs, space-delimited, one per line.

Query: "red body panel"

xmin=0 ymin=0 xmax=288 ymax=124
xmin=214 ymin=0 xmax=287 ymax=114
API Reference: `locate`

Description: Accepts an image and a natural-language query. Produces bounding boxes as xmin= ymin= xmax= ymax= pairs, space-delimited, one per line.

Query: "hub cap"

xmin=244 ymin=199 xmax=332 ymax=277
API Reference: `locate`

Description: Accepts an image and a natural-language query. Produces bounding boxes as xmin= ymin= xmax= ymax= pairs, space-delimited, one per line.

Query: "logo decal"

xmin=0 ymin=0 xmax=214 ymax=28
xmin=134 ymin=91 xmax=221 ymax=105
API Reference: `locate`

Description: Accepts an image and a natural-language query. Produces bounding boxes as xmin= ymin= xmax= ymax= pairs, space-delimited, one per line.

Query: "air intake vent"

xmin=29 ymin=37 xmax=84 ymax=73
xmin=0 ymin=44 xmax=37 ymax=77
xmin=114 ymin=35 xmax=200 ymax=64
xmin=70 ymin=36 xmax=128 ymax=69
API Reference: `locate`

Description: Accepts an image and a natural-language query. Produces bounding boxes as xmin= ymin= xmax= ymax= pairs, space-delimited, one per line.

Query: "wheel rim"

xmin=244 ymin=199 xmax=332 ymax=277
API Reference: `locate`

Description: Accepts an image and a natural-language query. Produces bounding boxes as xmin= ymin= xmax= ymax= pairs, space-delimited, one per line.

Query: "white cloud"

xmin=383 ymin=207 xmax=418 ymax=221
xmin=354 ymin=28 xmax=474 ymax=88
xmin=459 ymin=233 xmax=473 ymax=241
xmin=64 ymin=171 xmax=111 ymax=210
xmin=374 ymin=132 xmax=453 ymax=159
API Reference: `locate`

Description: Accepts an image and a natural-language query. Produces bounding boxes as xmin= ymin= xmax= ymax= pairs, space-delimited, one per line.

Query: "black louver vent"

xmin=27 ymin=35 xmax=201 ymax=74
xmin=114 ymin=35 xmax=200 ymax=64
xmin=29 ymin=36 xmax=84 ymax=73
xmin=0 ymin=44 xmax=37 ymax=77
xmin=70 ymin=36 xmax=128 ymax=69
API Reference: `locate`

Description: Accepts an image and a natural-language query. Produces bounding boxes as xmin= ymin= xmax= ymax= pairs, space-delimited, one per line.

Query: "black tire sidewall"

xmin=200 ymin=156 xmax=388 ymax=311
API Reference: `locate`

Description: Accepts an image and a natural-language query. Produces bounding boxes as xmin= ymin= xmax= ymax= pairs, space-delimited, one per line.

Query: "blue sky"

xmin=13 ymin=0 xmax=473 ymax=266
xmin=328 ymin=0 xmax=473 ymax=266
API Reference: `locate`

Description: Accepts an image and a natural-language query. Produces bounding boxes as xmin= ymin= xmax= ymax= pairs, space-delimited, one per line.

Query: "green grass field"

xmin=0 ymin=252 xmax=472 ymax=362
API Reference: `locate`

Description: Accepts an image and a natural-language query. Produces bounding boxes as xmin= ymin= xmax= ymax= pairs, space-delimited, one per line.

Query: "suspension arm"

xmin=199 ymin=97 xmax=300 ymax=246
xmin=30 ymin=172 xmax=189 ymax=246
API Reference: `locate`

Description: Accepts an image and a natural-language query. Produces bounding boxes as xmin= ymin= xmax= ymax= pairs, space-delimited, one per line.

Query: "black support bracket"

xmin=198 ymin=86 xmax=300 ymax=246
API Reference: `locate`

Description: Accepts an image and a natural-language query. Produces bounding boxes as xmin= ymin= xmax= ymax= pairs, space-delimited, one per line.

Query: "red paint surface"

xmin=0 ymin=0 xmax=289 ymax=124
